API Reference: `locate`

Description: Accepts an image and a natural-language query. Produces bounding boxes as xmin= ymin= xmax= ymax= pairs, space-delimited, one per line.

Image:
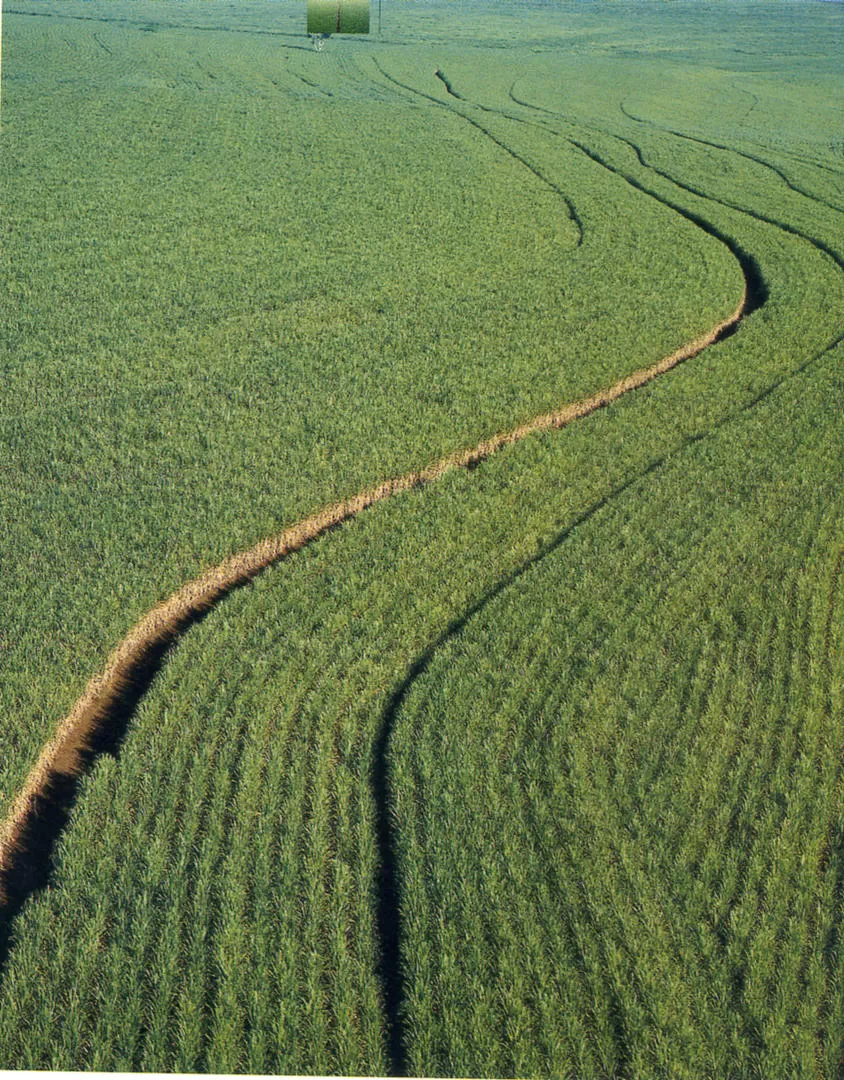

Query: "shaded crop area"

xmin=0 ymin=1 xmax=842 ymax=1076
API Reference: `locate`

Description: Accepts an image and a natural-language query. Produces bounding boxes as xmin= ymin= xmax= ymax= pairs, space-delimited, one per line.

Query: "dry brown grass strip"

xmin=0 ymin=291 xmax=746 ymax=903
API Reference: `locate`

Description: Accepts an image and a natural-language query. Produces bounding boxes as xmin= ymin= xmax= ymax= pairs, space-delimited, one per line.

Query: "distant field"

xmin=0 ymin=1 xmax=841 ymax=1076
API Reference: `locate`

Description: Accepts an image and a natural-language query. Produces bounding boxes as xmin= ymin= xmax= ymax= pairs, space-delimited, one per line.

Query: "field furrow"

xmin=618 ymin=101 xmax=844 ymax=218
xmin=371 ymin=59 xmax=584 ymax=247
xmin=504 ymin=85 xmax=844 ymax=276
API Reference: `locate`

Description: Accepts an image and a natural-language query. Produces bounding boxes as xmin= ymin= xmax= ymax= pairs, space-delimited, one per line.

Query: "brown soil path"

xmin=0 ymin=290 xmax=746 ymax=905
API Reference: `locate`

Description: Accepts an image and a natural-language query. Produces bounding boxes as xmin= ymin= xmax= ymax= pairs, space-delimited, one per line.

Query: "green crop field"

xmin=0 ymin=0 xmax=841 ymax=1076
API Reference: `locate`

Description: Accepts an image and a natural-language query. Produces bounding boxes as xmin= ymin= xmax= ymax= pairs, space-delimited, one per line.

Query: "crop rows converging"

xmin=0 ymin=1 xmax=841 ymax=1076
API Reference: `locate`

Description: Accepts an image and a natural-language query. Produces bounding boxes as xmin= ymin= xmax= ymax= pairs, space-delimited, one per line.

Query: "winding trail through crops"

xmin=360 ymin=61 xmax=775 ymax=1070
xmin=0 ymin=58 xmax=765 ymax=1077
xmin=384 ymin=67 xmax=843 ymax=1075
xmin=503 ymin=80 xmax=843 ymax=274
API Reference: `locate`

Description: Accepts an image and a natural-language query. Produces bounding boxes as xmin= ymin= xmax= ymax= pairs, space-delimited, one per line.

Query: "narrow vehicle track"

xmin=619 ymin=101 xmax=844 ymax=217
xmin=374 ymin=64 xmax=768 ymax=314
xmin=362 ymin=64 xmax=777 ymax=1072
xmin=372 ymin=60 xmax=584 ymax=245
xmin=507 ymin=83 xmax=844 ymax=275
xmin=373 ymin=329 xmax=843 ymax=1076
xmin=433 ymin=69 xmax=463 ymax=100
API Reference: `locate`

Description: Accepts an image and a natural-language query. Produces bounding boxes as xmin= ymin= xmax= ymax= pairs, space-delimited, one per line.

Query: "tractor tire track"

xmin=373 ymin=459 xmax=665 ymax=1076
xmin=3 ymin=55 xmax=810 ymax=1069
xmin=619 ymin=100 xmax=844 ymax=218
xmin=580 ymin=133 xmax=844 ymax=274
xmin=433 ymin=69 xmax=463 ymax=100
xmin=373 ymin=326 xmax=842 ymax=1076
xmin=508 ymin=85 xmax=843 ymax=276
xmin=288 ymin=69 xmax=334 ymax=97
xmin=9 ymin=21 xmax=836 ymax=1075
xmin=372 ymin=60 xmax=584 ymax=246
xmin=0 ymin=57 xmax=754 ymax=1075
xmin=775 ymin=147 xmax=844 ymax=180
xmin=427 ymin=73 xmax=769 ymax=315
xmin=366 ymin=66 xmax=843 ymax=1073
xmin=92 ymin=32 xmax=113 ymax=56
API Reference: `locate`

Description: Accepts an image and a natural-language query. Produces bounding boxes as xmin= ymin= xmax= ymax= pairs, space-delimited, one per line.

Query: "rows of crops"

xmin=0 ymin=1 xmax=842 ymax=1076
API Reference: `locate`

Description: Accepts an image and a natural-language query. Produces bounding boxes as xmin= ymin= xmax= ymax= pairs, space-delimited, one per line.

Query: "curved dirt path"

xmin=0 ymin=289 xmax=746 ymax=906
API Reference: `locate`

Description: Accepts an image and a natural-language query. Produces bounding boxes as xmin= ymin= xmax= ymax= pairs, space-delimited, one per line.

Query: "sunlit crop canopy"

xmin=307 ymin=0 xmax=370 ymax=35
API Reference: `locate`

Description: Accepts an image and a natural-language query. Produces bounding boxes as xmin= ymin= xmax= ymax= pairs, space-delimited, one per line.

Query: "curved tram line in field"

xmin=617 ymin=101 xmax=844 ymax=218
xmin=378 ymin=69 xmax=843 ymax=1072
xmin=371 ymin=60 xmax=585 ymax=246
xmin=0 ymin=60 xmax=759 ymax=1077
xmin=503 ymin=80 xmax=843 ymax=274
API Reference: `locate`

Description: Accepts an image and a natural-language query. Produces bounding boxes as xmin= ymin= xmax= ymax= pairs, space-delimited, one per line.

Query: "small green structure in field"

xmin=307 ymin=0 xmax=370 ymax=36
